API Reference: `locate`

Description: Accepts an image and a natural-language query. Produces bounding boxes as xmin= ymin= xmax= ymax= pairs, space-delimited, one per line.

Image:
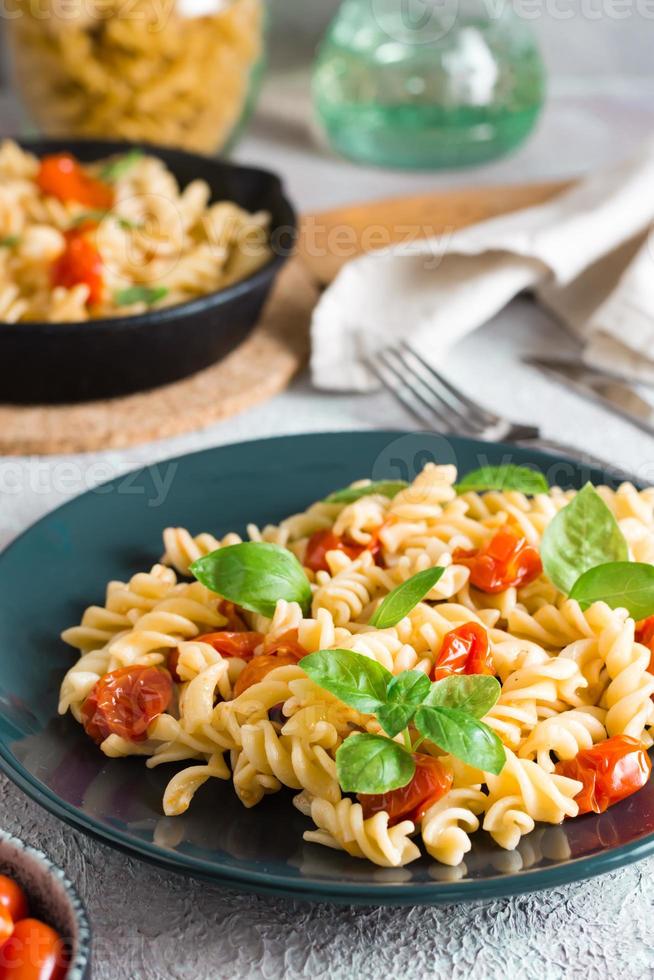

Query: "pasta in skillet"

xmin=59 ymin=462 xmax=654 ymax=868
xmin=0 ymin=140 xmax=271 ymax=322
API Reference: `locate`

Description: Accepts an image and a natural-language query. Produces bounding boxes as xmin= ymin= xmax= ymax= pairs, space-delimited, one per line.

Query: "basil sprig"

xmin=456 ymin=464 xmax=548 ymax=496
xmin=570 ymin=561 xmax=654 ymax=619
xmin=541 ymin=484 xmax=628 ymax=595
xmin=114 ymin=285 xmax=169 ymax=307
xmin=300 ymin=649 xmax=505 ymax=794
xmin=191 ymin=542 xmax=312 ymax=618
xmin=324 ymin=480 xmax=408 ymax=504
xmin=0 ymin=235 xmax=19 ymax=247
xmin=369 ymin=567 xmax=445 ymax=629
xmin=99 ymin=149 xmax=143 ymax=182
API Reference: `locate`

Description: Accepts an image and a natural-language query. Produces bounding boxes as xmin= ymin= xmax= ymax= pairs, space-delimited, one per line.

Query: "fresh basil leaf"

xmin=387 ymin=670 xmax=432 ymax=705
xmin=414 ymin=706 xmax=505 ymax=774
xmin=324 ymin=480 xmax=408 ymax=504
xmin=570 ymin=561 xmax=654 ymax=620
xmin=336 ymin=733 xmax=415 ymax=794
xmin=369 ymin=567 xmax=445 ymax=630
xmin=0 ymin=235 xmax=19 ymax=247
xmin=300 ymin=649 xmax=391 ymax=713
xmin=375 ymin=670 xmax=432 ymax=737
xmin=191 ymin=542 xmax=312 ymax=618
xmin=456 ymin=464 xmax=548 ymax=496
xmin=99 ymin=149 xmax=143 ymax=182
xmin=422 ymin=674 xmax=501 ymax=719
xmin=540 ymin=483 xmax=628 ymax=596
xmin=114 ymin=285 xmax=168 ymax=307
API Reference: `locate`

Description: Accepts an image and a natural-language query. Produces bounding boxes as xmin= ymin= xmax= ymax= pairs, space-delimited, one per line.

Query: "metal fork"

xmin=370 ymin=341 xmax=638 ymax=482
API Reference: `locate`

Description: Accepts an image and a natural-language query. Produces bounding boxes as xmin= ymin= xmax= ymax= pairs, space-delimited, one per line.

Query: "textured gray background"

xmin=3 ymin=5 xmax=654 ymax=978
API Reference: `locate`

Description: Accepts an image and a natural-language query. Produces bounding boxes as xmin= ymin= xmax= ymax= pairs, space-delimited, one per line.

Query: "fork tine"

xmin=377 ymin=349 xmax=479 ymax=436
xmin=369 ymin=356 xmax=443 ymax=429
xmin=401 ymin=342 xmax=499 ymax=427
xmin=387 ymin=346 xmax=486 ymax=435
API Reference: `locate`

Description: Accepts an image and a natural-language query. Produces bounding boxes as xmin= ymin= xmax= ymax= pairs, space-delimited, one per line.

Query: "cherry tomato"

xmin=453 ymin=526 xmax=542 ymax=594
xmin=359 ymin=754 xmax=453 ymax=826
xmin=0 ymin=918 xmax=67 ymax=980
xmin=263 ymin=629 xmax=306 ymax=660
xmin=36 ymin=153 xmax=113 ymax=209
xmin=0 ymin=877 xmax=28 ymax=924
xmin=233 ymin=653 xmax=300 ymax=698
xmin=305 ymin=531 xmax=363 ymax=573
xmin=432 ymin=622 xmax=493 ymax=681
xmin=555 ymin=735 xmax=652 ymax=815
xmin=0 ymin=906 xmax=13 ymax=947
xmin=635 ymin=616 xmax=654 ymax=675
xmin=217 ymin=600 xmax=249 ymax=632
xmin=81 ymin=666 xmax=173 ymax=744
xmin=51 ymin=229 xmax=104 ymax=306
xmin=196 ymin=632 xmax=263 ymax=661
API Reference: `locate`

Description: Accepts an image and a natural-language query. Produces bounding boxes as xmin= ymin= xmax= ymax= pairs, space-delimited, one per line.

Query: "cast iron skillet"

xmin=1 ymin=139 xmax=297 ymax=404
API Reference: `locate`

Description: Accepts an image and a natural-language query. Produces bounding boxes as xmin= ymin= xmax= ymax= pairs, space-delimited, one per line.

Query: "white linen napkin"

xmin=310 ymin=139 xmax=654 ymax=392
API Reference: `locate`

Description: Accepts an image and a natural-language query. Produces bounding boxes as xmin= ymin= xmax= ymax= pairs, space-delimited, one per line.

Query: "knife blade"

xmin=523 ymin=354 xmax=654 ymax=390
xmin=524 ymin=356 xmax=654 ymax=437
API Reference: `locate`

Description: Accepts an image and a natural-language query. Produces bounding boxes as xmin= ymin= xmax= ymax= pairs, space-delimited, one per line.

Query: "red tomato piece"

xmin=635 ymin=616 xmax=654 ymax=676
xmin=0 ymin=877 xmax=28 ymax=924
xmin=232 ymin=653 xmax=300 ymax=698
xmin=358 ymin=754 xmax=453 ymax=826
xmin=453 ymin=526 xmax=542 ymax=594
xmin=81 ymin=666 xmax=173 ymax=744
xmin=0 ymin=918 xmax=68 ymax=980
xmin=432 ymin=622 xmax=493 ymax=681
xmin=51 ymin=229 xmax=104 ymax=306
xmin=217 ymin=600 xmax=249 ymax=632
xmin=196 ymin=632 xmax=263 ymax=661
xmin=555 ymin=735 xmax=652 ymax=815
xmin=36 ymin=154 xmax=113 ymax=209
xmin=263 ymin=629 xmax=306 ymax=660
xmin=304 ymin=530 xmax=362 ymax=573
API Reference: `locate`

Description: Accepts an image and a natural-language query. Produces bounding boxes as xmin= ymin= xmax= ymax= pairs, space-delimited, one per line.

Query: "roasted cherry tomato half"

xmin=555 ymin=735 xmax=652 ymax=815
xmin=232 ymin=653 xmax=300 ymax=698
xmin=36 ymin=153 xmax=113 ymax=209
xmin=196 ymin=632 xmax=263 ymax=661
xmin=432 ymin=621 xmax=493 ymax=681
xmin=453 ymin=526 xmax=542 ymax=594
xmin=263 ymin=629 xmax=306 ymax=660
xmin=635 ymin=616 xmax=654 ymax=676
xmin=0 ymin=918 xmax=68 ymax=980
xmin=217 ymin=600 xmax=249 ymax=632
xmin=358 ymin=754 xmax=453 ymax=826
xmin=0 ymin=876 xmax=28 ymax=925
xmin=51 ymin=228 xmax=104 ymax=306
xmin=304 ymin=527 xmax=385 ymax=574
xmin=304 ymin=530 xmax=363 ymax=573
xmin=81 ymin=666 xmax=173 ymax=744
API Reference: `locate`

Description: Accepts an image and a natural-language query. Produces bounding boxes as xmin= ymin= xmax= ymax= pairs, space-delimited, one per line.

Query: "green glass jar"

xmin=313 ymin=0 xmax=546 ymax=170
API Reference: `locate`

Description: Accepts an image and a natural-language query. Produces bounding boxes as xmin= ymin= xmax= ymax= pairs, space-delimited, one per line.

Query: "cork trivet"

xmin=0 ymin=180 xmax=568 ymax=456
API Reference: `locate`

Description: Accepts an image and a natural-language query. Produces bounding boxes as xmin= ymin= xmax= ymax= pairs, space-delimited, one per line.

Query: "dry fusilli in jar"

xmin=8 ymin=0 xmax=264 ymax=153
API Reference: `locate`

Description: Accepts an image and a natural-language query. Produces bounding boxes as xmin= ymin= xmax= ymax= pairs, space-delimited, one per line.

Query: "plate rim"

xmin=1 ymin=428 xmax=652 ymax=904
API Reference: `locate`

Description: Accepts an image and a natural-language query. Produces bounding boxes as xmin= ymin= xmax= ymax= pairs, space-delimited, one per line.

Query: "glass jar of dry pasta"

xmin=7 ymin=0 xmax=264 ymax=154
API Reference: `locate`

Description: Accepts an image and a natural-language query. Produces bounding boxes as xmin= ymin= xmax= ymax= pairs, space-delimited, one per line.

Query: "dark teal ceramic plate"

xmin=0 ymin=431 xmax=653 ymax=905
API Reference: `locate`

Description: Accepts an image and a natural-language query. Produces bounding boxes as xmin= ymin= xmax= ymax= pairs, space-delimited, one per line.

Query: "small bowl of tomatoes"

xmin=0 ymin=830 xmax=90 ymax=979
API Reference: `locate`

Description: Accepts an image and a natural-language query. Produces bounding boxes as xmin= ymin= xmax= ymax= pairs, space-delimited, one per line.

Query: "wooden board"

xmin=0 ymin=180 xmax=567 ymax=455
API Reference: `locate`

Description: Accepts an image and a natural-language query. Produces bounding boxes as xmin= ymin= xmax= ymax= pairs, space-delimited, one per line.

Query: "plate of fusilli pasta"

xmin=1 ymin=430 xmax=654 ymax=905
xmin=0 ymin=139 xmax=295 ymax=403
